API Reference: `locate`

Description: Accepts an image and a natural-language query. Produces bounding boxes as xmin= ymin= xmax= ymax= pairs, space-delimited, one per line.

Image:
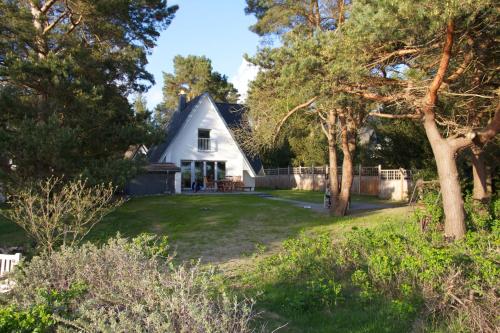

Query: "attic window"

xmin=198 ymin=129 xmax=210 ymax=139
xmin=198 ymin=129 xmax=214 ymax=151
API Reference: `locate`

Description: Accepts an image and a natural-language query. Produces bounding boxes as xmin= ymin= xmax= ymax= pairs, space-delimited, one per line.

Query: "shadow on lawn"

xmin=252 ymin=281 xmax=416 ymax=333
xmin=84 ymin=194 xmax=343 ymax=265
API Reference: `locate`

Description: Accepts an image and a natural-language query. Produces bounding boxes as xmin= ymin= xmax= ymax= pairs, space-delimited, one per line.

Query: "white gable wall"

xmin=160 ymin=95 xmax=255 ymax=193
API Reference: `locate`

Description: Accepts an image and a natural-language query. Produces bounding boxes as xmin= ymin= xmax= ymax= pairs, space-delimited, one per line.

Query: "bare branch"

xmin=368 ymin=48 xmax=421 ymax=67
xmin=335 ymin=86 xmax=402 ymax=103
xmin=445 ymin=36 xmax=474 ymax=83
xmin=274 ymin=96 xmax=318 ymax=138
xmin=476 ymin=103 xmax=500 ymax=145
xmin=441 ymin=91 xmax=495 ymax=99
xmin=40 ymin=0 xmax=58 ymax=14
xmin=369 ymin=111 xmax=421 ymax=119
xmin=43 ymin=10 xmax=69 ymax=35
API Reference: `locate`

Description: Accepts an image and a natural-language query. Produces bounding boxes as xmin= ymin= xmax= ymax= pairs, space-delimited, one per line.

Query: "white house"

xmin=143 ymin=93 xmax=263 ymax=194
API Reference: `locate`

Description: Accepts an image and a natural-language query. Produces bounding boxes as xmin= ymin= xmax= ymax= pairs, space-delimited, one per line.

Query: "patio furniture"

xmin=233 ymin=180 xmax=245 ymax=191
xmin=217 ymin=180 xmax=234 ymax=192
xmin=204 ymin=177 xmax=217 ymax=192
xmin=0 ymin=253 xmax=21 ymax=293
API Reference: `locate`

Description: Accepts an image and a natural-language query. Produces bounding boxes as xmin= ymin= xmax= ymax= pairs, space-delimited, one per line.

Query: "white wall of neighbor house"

xmin=161 ymin=94 xmax=255 ymax=193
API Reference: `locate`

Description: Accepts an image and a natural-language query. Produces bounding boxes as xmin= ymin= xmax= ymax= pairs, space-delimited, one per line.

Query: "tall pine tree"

xmin=0 ymin=0 xmax=178 ymax=186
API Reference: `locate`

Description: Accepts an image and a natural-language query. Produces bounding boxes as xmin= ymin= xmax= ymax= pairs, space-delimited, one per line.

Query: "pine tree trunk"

xmin=325 ymin=110 xmax=340 ymax=214
xmin=423 ymin=117 xmax=466 ymax=239
xmin=471 ymin=146 xmax=490 ymax=202
xmin=328 ymin=139 xmax=340 ymax=213
xmin=336 ymin=150 xmax=354 ymax=216
xmin=335 ymin=114 xmax=356 ymax=216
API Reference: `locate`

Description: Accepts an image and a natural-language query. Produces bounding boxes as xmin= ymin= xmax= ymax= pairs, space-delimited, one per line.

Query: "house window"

xmin=217 ymin=162 xmax=226 ymax=180
xmin=181 ymin=161 xmax=192 ymax=189
xmin=194 ymin=161 xmax=204 ymax=185
xmin=198 ymin=129 xmax=212 ymax=151
xmin=206 ymin=161 xmax=215 ymax=182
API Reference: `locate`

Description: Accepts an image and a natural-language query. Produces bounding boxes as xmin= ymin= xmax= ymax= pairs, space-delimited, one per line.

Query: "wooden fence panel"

xmin=258 ymin=166 xmax=413 ymax=200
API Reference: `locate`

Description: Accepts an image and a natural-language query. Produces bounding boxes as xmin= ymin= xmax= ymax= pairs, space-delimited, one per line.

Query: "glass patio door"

xmin=194 ymin=161 xmax=203 ymax=186
xmin=206 ymin=162 xmax=215 ymax=182
xmin=181 ymin=161 xmax=192 ymax=189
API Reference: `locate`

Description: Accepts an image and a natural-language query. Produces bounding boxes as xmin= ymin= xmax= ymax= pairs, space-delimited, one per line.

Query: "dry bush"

xmin=9 ymin=235 xmax=257 ymax=332
xmin=2 ymin=177 xmax=122 ymax=253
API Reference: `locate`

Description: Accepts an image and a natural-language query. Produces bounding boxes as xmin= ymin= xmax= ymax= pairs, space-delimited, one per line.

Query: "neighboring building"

xmin=128 ymin=92 xmax=262 ymax=195
xmin=124 ymin=144 xmax=148 ymax=160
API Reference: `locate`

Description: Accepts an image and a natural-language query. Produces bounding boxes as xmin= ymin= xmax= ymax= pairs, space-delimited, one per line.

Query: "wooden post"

xmin=288 ymin=165 xmax=291 ymax=189
xmin=325 ymin=164 xmax=329 ymax=191
xmin=358 ymin=164 xmax=362 ymax=194
xmin=400 ymin=168 xmax=405 ymax=201
xmin=378 ymin=164 xmax=382 ymax=198
xmin=312 ymin=164 xmax=315 ymax=190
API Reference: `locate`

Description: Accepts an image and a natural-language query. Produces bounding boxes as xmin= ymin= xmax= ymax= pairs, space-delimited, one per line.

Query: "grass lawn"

xmin=259 ymin=189 xmax=403 ymax=205
xmin=0 ymin=194 xmax=414 ymax=332
xmin=0 ymin=194 xmax=409 ymax=266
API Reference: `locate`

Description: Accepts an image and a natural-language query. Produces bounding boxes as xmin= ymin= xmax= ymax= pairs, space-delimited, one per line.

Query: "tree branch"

xmin=476 ymin=103 xmax=500 ymax=145
xmin=335 ymin=86 xmax=402 ymax=103
xmin=369 ymin=111 xmax=421 ymax=119
xmin=40 ymin=0 xmax=58 ymax=14
xmin=43 ymin=10 xmax=68 ymax=35
xmin=368 ymin=48 xmax=421 ymax=67
xmin=274 ymin=96 xmax=318 ymax=138
xmin=424 ymin=20 xmax=454 ymax=114
xmin=445 ymin=36 xmax=473 ymax=83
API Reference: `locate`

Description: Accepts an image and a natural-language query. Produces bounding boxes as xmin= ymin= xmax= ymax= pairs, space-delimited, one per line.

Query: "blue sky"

xmin=144 ymin=0 xmax=260 ymax=108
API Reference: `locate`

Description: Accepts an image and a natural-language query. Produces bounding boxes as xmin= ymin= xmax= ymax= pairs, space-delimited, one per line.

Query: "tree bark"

xmin=336 ymin=113 xmax=356 ymax=216
xmin=471 ymin=145 xmax=490 ymax=202
xmin=29 ymin=1 xmax=48 ymax=60
xmin=422 ymin=115 xmax=467 ymax=239
xmin=419 ymin=20 xmax=466 ymax=239
xmin=326 ymin=110 xmax=340 ymax=214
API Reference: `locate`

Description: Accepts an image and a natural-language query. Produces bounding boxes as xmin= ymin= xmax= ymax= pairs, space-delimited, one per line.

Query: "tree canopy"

xmin=245 ymin=0 xmax=499 ymax=235
xmin=0 ymin=0 xmax=177 ymax=185
xmin=161 ymin=55 xmax=239 ymax=111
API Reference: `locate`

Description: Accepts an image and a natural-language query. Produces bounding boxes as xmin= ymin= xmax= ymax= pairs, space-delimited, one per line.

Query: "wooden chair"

xmin=204 ymin=177 xmax=216 ymax=192
xmin=234 ymin=181 xmax=245 ymax=191
xmin=0 ymin=253 xmax=21 ymax=293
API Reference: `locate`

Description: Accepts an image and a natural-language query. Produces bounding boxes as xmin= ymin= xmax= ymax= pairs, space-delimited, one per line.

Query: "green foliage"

xmin=413 ymin=190 xmax=444 ymax=231
xmin=243 ymin=218 xmax=499 ymax=332
xmin=357 ymin=118 xmax=436 ymax=172
xmin=464 ymin=194 xmax=498 ymax=232
xmin=0 ymin=304 xmax=54 ymax=333
xmin=7 ymin=234 xmax=256 ymax=332
xmin=128 ymin=232 xmax=171 ymax=259
xmin=0 ymin=281 xmax=86 ymax=332
xmin=161 ymin=55 xmax=239 ymax=111
xmin=0 ymin=0 xmax=177 ymax=184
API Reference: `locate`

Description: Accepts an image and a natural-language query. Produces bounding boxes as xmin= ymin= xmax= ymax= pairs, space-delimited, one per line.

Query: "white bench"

xmin=0 ymin=253 xmax=21 ymax=293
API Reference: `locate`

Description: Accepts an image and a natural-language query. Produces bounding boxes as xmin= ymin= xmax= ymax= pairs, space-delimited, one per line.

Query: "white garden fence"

xmin=256 ymin=165 xmax=414 ymax=201
xmin=0 ymin=253 xmax=21 ymax=293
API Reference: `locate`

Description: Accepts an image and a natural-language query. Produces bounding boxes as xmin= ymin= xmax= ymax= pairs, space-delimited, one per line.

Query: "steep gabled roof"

xmin=147 ymin=93 xmax=263 ymax=175
xmin=214 ymin=102 xmax=263 ymax=176
xmin=147 ymin=94 xmax=203 ymax=163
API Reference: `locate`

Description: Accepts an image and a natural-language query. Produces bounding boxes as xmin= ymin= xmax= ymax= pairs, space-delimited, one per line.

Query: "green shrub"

xmin=8 ymin=234 xmax=257 ymax=332
xmin=0 ymin=304 xmax=54 ymax=333
xmin=250 ymin=221 xmax=499 ymax=332
xmin=413 ymin=190 xmax=443 ymax=231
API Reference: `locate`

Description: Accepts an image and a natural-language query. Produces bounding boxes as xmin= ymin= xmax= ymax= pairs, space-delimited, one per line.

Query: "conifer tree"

xmin=0 ymin=0 xmax=178 ymax=185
